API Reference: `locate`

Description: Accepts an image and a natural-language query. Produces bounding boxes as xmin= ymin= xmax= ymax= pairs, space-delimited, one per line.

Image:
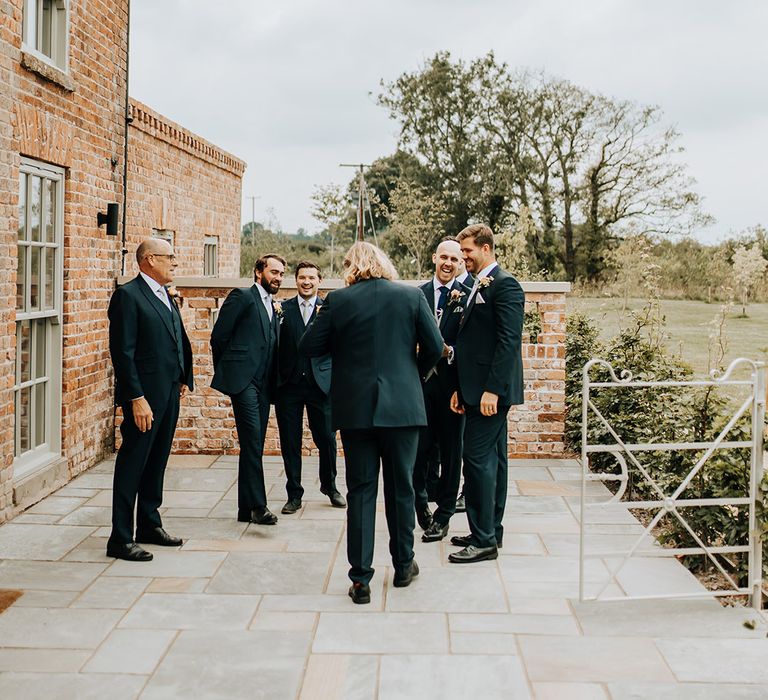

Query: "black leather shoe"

xmin=393 ymin=560 xmax=419 ymax=588
xmin=135 ymin=527 xmax=183 ymax=547
xmin=106 ymin=542 xmax=153 ymax=562
xmin=455 ymin=493 xmax=466 ymax=513
xmin=448 ymin=544 xmax=498 ymax=564
xmin=416 ymin=505 xmax=433 ymax=531
xmin=281 ymin=499 xmax=302 ymax=515
xmin=328 ymin=491 xmax=346 ymax=508
xmin=422 ymin=521 xmax=448 ymax=543
xmin=250 ymin=507 xmax=278 ymax=525
xmin=348 ymin=582 xmax=371 ymax=604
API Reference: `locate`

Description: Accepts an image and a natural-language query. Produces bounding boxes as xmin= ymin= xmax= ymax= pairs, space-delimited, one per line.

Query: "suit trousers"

xmin=230 ymin=378 xmax=271 ymax=513
xmin=462 ymin=404 xmax=511 ymax=548
xmin=413 ymin=379 xmax=465 ymax=524
xmin=275 ymin=378 xmax=338 ymax=500
xmin=110 ymin=383 xmax=180 ymax=545
xmin=340 ymin=427 xmax=418 ymax=585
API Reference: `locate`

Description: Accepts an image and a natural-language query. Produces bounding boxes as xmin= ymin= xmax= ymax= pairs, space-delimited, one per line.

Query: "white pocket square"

xmin=475 ymin=294 xmax=486 ymax=304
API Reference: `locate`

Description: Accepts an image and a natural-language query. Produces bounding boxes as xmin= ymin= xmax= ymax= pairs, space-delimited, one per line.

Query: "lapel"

xmin=440 ymin=279 xmax=463 ymax=333
xmin=311 ymin=296 xmax=323 ymax=323
xmin=250 ymin=285 xmax=270 ymax=341
xmin=459 ymin=264 xmax=498 ymax=333
xmin=137 ymin=275 xmax=175 ymax=341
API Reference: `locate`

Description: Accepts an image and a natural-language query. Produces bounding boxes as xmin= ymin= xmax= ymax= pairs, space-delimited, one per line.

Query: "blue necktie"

xmin=436 ymin=286 xmax=449 ymax=315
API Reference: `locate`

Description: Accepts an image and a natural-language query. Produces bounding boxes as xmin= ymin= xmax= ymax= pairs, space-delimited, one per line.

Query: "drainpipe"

xmin=120 ymin=0 xmax=131 ymax=276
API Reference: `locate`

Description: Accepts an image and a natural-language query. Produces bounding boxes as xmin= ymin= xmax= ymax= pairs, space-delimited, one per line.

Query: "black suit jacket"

xmin=210 ymin=285 xmax=279 ymax=396
xmin=277 ymin=295 xmax=331 ymax=395
xmin=108 ymin=275 xmax=193 ymax=408
xmin=419 ymin=278 xmax=470 ymax=393
xmin=456 ymin=265 xmax=525 ymax=406
xmin=298 ymin=278 xmax=444 ymax=430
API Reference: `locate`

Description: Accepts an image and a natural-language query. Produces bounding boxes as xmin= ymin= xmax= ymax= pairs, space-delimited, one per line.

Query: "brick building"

xmin=0 ymin=0 xmax=244 ymax=523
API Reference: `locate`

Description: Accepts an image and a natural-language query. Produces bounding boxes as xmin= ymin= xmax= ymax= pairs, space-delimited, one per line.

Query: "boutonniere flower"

xmin=273 ymin=300 xmax=283 ymax=318
xmin=478 ymin=275 xmax=494 ymax=288
xmin=167 ymin=286 xmax=183 ymax=307
xmin=448 ymin=289 xmax=466 ymax=306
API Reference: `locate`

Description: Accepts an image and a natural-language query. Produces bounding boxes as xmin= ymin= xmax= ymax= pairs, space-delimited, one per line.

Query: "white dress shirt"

xmin=140 ymin=271 xmax=171 ymax=310
xmin=256 ymin=283 xmax=273 ymax=320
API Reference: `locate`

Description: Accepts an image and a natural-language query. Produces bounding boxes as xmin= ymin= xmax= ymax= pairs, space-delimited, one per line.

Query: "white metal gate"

xmin=579 ymin=358 xmax=766 ymax=609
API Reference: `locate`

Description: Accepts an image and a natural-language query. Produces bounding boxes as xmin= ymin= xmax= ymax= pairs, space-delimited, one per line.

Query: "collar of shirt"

xmin=256 ymin=283 xmax=271 ymax=303
xmin=476 ymin=262 xmax=497 ymax=281
xmin=140 ymin=271 xmax=170 ymax=307
xmin=299 ymin=295 xmax=317 ymax=308
xmin=456 ymin=271 xmax=470 ymax=285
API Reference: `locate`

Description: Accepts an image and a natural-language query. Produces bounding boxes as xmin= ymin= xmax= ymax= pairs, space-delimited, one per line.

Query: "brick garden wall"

xmin=116 ymin=278 xmax=569 ymax=459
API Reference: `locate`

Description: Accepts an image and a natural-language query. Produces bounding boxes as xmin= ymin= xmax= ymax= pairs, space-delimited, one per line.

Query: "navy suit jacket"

xmin=108 ymin=275 xmax=193 ymax=409
xmin=419 ymin=278 xmax=470 ymax=393
xmin=455 ymin=265 xmax=525 ymax=406
xmin=298 ymin=278 xmax=444 ymax=430
xmin=210 ymin=285 xmax=279 ymax=396
xmin=277 ymin=295 xmax=332 ymax=395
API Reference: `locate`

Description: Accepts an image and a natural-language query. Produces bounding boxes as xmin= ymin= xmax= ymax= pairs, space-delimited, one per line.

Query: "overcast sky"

xmin=129 ymin=0 xmax=767 ymax=243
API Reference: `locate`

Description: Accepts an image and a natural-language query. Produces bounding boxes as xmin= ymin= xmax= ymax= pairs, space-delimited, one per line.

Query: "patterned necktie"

xmin=301 ymin=300 xmax=312 ymax=325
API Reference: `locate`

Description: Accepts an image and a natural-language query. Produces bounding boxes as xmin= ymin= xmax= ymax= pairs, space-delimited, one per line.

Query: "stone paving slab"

xmin=0 ymin=453 xmax=766 ymax=699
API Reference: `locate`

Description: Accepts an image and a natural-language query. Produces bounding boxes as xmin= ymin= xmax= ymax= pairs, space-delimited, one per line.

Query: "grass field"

xmin=567 ymin=297 xmax=768 ymax=376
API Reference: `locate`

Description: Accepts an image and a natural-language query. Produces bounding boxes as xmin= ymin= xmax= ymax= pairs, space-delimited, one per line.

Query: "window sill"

xmin=21 ymin=50 xmax=75 ymax=92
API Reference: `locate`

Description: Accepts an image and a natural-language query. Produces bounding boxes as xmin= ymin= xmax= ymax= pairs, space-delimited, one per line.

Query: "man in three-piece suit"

xmin=210 ymin=254 xmax=285 ymax=525
xmin=275 ymin=262 xmax=345 ymax=515
xmin=449 ymin=224 xmax=525 ymax=564
xmin=415 ymin=239 xmax=471 ymax=543
xmin=299 ymin=242 xmax=444 ymax=604
xmin=107 ymin=238 xmax=193 ymax=562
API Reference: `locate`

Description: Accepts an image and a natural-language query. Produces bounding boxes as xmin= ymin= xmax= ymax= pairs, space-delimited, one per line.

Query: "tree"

xmin=731 ymin=242 xmax=768 ymax=316
xmin=384 ymin=180 xmax=447 ymax=278
xmin=494 ymin=205 xmax=546 ymax=281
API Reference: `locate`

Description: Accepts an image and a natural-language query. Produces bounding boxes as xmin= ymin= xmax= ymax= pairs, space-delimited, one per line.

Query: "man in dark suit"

xmin=275 ymin=262 xmax=345 ymax=515
xmin=299 ymin=242 xmax=444 ymax=604
xmin=211 ymin=254 xmax=285 ymax=525
xmin=449 ymin=224 xmax=525 ymax=564
xmin=107 ymin=238 xmax=193 ymax=562
xmin=415 ymin=239 xmax=470 ymax=543
xmin=453 ymin=258 xmax=474 ymax=513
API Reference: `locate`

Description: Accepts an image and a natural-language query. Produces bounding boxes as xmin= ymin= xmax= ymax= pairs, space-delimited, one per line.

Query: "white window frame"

xmin=22 ymin=0 xmax=70 ymax=72
xmin=14 ymin=158 xmax=64 ymax=479
xmin=203 ymin=235 xmax=218 ymax=277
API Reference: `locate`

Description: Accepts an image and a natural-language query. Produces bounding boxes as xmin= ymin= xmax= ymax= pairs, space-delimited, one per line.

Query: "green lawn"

xmin=567 ymin=297 xmax=768 ymax=376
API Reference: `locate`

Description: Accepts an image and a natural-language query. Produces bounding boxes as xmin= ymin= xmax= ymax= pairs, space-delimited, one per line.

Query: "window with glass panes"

xmin=23 ymin=0 xmax=69 ymax=70
xmin=14 ymin=159 xmax=63 ymax=474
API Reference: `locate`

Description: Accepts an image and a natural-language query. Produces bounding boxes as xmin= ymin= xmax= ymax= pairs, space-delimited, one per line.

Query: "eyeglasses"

xmin=152 ymin=254 xmax=176 ymax=261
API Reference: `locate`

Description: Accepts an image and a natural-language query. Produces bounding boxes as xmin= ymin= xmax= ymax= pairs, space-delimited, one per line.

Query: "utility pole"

xmin=340 ymin=163 xmax=372 ymax=242
xmin=246 ymin=195 xmax=260 ymax=236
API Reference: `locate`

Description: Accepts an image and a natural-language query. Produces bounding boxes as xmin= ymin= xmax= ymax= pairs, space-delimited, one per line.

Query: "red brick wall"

xmin=0 ymin=2 xmax=245 ymax=523
xmin=0 ymin=0 xmax=130 ymax=522
xmin=124 ymin=100 xmax=244 ymax=279
xmin=115 ymin=279 xmax=569 ymax=460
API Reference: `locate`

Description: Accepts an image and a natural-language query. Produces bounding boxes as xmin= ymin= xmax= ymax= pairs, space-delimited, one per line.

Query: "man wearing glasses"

xmin=107 ymin=237 xmax=193 ymax=561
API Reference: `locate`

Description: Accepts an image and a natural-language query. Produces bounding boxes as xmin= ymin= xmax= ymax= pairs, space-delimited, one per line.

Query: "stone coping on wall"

xmin=119 ymin=275 xmax=571 ymax=294
xmin=129 ymin=99 xmax=247 ymax=177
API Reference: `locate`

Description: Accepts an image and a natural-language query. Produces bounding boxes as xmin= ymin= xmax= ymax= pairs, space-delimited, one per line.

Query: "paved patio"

xmin=1 ymin=454 xmax=767 ymax=699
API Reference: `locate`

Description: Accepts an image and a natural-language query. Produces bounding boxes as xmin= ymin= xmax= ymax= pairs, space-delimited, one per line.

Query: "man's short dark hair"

xmin=253 ymin=253 xmax=287 ymax=276
xmin=456 ymin=224 xmax=494 ymax=251
xmin=295 ymin=261 xmax=322 ymax=279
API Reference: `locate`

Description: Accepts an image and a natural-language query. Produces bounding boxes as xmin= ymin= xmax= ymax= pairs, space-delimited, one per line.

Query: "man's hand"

xmin=450 ymin=391 xmax=465 ymax=415
xmin=441 ymin=343 xmax=451 ymax=358
xmin=131 ymin=397 xmax=153 ymax=432
xmin=179 ymin=385 xmax=188 ymax=399
xmin=480 ymin=391 xmax=498 ymax=416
